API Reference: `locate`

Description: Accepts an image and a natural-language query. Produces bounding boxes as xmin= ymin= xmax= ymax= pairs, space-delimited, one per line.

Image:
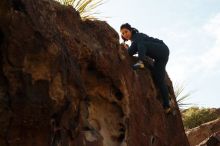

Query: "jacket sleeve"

xmin=127 ymin=42 xmax=138 ymax=56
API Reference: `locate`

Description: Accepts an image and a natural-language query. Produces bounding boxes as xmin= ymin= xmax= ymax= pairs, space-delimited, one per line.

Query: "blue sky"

xmin=97 ymin=0 xmax=220 ymax=108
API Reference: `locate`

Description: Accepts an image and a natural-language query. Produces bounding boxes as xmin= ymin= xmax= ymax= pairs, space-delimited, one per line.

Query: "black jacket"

xmin=128 ymin=32 xmax=169 ymax=61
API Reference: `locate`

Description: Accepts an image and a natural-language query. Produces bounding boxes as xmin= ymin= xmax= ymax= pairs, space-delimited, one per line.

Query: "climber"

xmin=120 ymin=23 xmax=171 ymax=114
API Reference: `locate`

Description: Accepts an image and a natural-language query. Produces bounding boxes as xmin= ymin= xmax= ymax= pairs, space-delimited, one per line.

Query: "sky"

xmin=97 ymin=0 xmax=220 ymax=108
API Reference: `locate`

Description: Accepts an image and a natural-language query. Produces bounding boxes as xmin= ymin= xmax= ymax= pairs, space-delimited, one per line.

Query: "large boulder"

xmin=0 ymin=0 xmax=189 ymax=146
xmin=187 ymin=118 xmax=220 ymax=146
xmin=198 ymin=131 xmax=220 ymax=146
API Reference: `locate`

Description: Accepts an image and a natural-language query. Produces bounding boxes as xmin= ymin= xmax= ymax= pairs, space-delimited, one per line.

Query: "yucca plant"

xmin=174 ymin=82 xmax=194 ymax=109
xmin=55 ymin=0 xmax=104 ymax=20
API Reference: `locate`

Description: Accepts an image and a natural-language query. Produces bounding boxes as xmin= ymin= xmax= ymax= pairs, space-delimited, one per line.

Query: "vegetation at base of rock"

xmin=182 ymin=107 xmax=220 ymax=129
xmin=55 ymin=0 xmax=104 ymax=20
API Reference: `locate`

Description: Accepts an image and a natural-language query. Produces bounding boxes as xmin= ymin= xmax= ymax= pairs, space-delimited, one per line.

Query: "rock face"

xmin=0 ymin=0 xmax=189 ymax=146
xmin=187 ymin=118 xmax=220 ymax=146
xmin=198 ymin=131 xmax=220 ymax=146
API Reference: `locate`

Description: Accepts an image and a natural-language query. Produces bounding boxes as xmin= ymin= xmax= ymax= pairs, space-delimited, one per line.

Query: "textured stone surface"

xmin=187 ymin=118 xmax=220 ymax=146
xmin=0 ymin=0 xmax=189 ymax=146
xmin=197 ymin=131 xmax=220 ymax=146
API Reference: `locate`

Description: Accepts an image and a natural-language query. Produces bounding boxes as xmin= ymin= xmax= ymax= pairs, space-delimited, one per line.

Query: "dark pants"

xmin=152 ymin=56 xmax=170 ymax=108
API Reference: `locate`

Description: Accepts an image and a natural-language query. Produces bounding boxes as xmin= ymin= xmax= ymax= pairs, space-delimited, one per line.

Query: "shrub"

xmin=182 ymin=107 xmax=220 ymax=129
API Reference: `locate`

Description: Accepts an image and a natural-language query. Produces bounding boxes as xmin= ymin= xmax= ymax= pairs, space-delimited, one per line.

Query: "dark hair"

xmin=120 ymin=23 xmax=139 ymax=41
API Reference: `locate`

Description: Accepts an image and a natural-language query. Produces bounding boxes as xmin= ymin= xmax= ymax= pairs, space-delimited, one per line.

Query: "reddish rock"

xmin=198 ymin=131 xmax=220 ymax=146
xmin=187 ymin=118 xmax=220 ymax=146
xmin=0 ymin=0 xmax=189 ymax=146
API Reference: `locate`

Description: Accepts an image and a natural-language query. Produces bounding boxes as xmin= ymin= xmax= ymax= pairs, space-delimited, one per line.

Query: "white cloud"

xmin=201 ymin=13 xmax=220 ymax=70
xmin=204 ymin=13 xmax=220 ymax=36
xmin=163 ymin=13 xmax=220 ymax=108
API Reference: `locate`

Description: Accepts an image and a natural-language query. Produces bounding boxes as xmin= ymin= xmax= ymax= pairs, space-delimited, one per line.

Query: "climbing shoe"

xmin=165 ymin=107 xmax=172 ymax=114
xmin=132 ymin=60 xmax=145 ymax=70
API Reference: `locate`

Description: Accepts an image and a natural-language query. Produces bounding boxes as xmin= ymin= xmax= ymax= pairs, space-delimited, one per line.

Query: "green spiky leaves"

xmin=56 ymin=0 xmax=104 ymax=20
